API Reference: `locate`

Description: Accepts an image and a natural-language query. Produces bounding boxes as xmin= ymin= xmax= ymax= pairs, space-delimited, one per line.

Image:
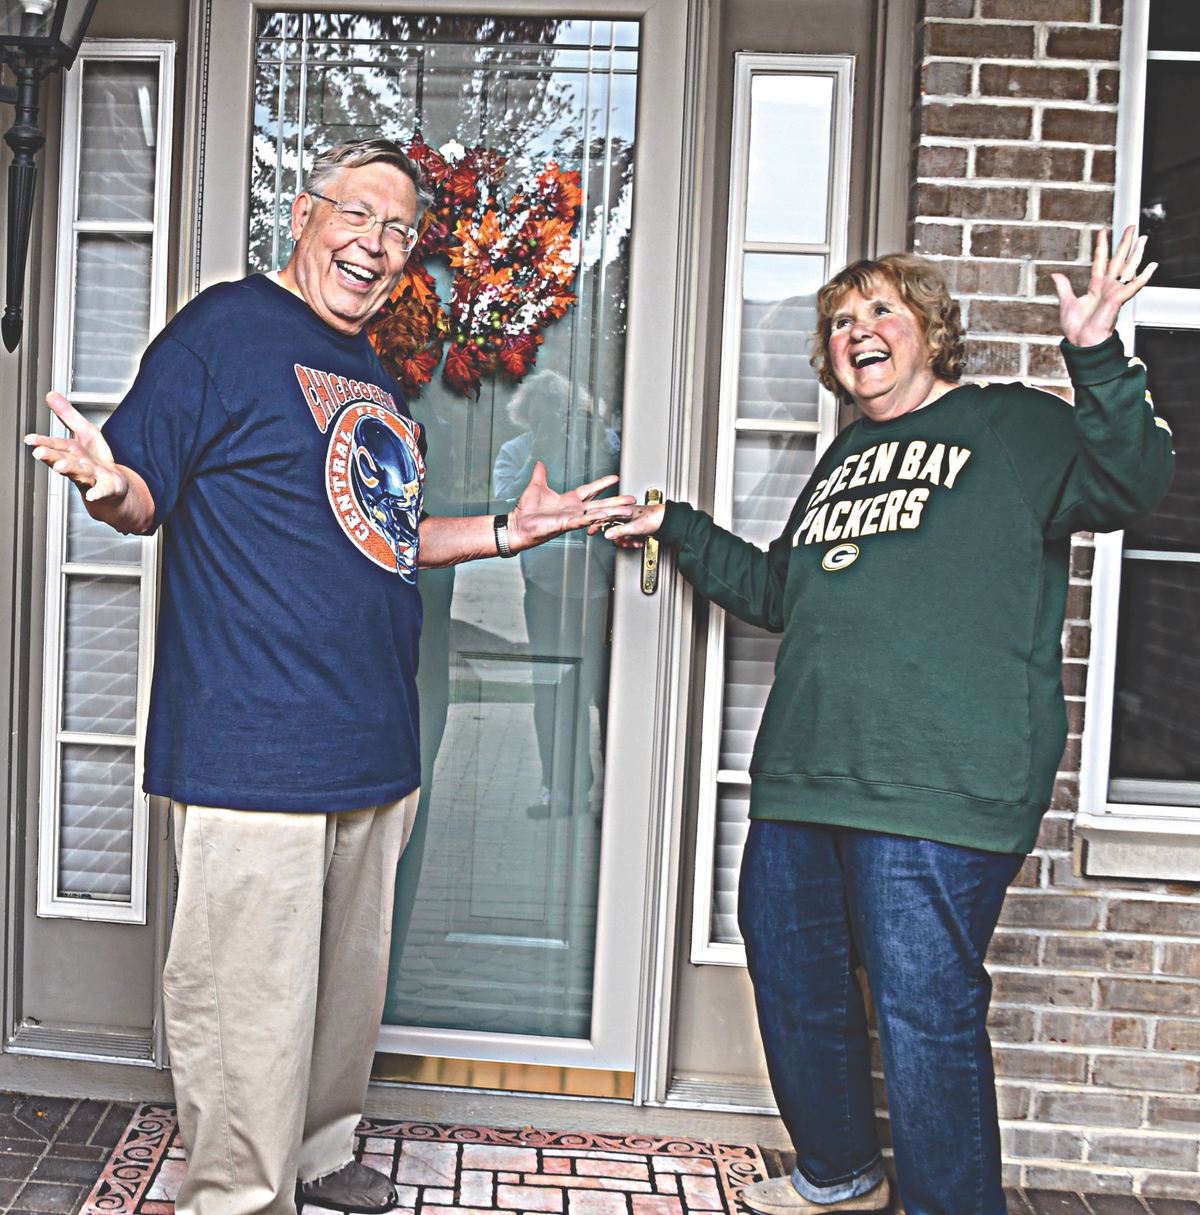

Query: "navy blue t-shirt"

xmin=104 ymin=274 xmax=424 ymax=811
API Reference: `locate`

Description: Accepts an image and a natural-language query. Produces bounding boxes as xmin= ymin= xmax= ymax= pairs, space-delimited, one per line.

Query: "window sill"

xmin=1074 ymin=813 xmax=1200 ymax=881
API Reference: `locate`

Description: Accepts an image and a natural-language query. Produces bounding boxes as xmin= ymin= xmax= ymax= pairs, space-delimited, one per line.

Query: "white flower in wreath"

xmin=438 ymin=140 xmax=466 ymax=163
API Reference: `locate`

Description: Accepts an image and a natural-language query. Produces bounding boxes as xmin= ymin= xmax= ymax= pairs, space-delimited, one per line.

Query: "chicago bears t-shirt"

xmin=103 ymin=274 xmax=425 ymax=811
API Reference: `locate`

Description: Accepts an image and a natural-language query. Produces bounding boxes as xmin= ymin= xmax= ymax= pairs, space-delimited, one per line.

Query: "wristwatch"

xmin=493 ymin=513 xmax=514 ymax=558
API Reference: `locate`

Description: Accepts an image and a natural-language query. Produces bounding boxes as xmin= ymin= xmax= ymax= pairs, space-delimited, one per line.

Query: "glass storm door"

xmin=186 ymin=0 xmax=690 ymax=1073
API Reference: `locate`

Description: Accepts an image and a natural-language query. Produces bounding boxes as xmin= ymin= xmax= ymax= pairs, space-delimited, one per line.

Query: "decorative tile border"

xmin=80 ymin=1106 xmax=767 ymax=1215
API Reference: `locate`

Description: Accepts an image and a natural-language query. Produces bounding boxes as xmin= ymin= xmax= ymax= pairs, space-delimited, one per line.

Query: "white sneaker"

xmin=739 ymin=1175 xmax=890 ymax=1214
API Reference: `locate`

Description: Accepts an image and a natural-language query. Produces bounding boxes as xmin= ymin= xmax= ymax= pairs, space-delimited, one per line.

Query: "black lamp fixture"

xmin=0 ymin=0 xmax=99 ymax=351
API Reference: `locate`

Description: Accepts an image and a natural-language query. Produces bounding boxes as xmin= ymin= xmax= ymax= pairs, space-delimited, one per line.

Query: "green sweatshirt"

xmin=659 ymin=336 xmax=1174 ymax=854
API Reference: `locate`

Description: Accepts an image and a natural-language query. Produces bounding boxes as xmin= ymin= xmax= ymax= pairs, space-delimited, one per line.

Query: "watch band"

xmin=493 ymin=513 xmax=514 ymax=558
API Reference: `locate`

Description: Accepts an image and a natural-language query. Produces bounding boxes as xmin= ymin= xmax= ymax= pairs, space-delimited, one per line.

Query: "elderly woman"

xmin=605 ymin=231 xmax=1173 ymax=1215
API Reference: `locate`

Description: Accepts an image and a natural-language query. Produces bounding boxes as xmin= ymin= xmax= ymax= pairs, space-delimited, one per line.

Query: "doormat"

xmin=80 ymin=1105 xmax=767 ymax=1215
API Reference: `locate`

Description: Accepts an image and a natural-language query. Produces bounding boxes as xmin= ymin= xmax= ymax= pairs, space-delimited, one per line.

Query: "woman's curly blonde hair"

xmin=811 ymin=253 xmax=966 ymax=404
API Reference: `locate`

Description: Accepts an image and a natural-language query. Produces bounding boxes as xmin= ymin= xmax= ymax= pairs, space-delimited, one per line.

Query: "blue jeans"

xmin=739 ymin=820 xmax=1024 ymax=1215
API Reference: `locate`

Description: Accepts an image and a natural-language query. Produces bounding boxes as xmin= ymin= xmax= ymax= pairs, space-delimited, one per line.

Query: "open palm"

xmin=1052 ymin=226 xmax=1156 ymax=348
xmin=508 ymin=461 xmax=636 ymax=548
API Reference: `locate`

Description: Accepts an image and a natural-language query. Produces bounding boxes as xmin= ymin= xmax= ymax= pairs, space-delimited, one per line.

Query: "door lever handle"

xmin=642 ymin=488 xmax=663 ymax=595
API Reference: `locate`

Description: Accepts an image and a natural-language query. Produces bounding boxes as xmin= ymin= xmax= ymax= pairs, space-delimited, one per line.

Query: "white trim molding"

xmin=36 ymin=40 xmax=174 ymax=923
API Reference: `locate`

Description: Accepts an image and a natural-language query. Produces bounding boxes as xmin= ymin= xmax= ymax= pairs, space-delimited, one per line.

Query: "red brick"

xmin=1098 ymin=69 xmax=1119 ymax=106
xmin=925 ymin=0 xmax=974 ymax=13
xmin=1022 ymin=1166 xmax=1134 ymax=1194
xmin=1046 ymin=26 xmax=1122 ymax=61
xmin=1089 ymin=1133 xmax=1199 ymax=1170
xmin=1002 ymin=1125 xmax=1086 ymax=1161
xmin=980 ymin=0 xmax=1089 ymax=17
xmin=1034 ymin=1089 xmax=1143 ymax=1127
xmin=918 ymin=144 xmax=969 ymax=178
xmin=971 ymin=224 xmax=1082 ymax=260
xmin=988 ymin=1006 xmax=1036 ymax=1043
xmin=1147 ymin=1096 xmax=1200 ymax=1131
xmin=1161 ymin=942 xmax=1200 ymax=978
xmin=964 ymin=339 xmax=1021 ymax=377
xmin=924 ymin=103 xmax=1033 ymax=140
xmin=943 ymin=260 xmax=1022 ymax=295
xmin=926 ymin=24 xmax=1036 ymax=59
xmin=1013 ymin=854 xmax=1041 ymax=887
xmin=1063 ymin=622 xmax=1091 ymax=657
xmin=1039 ymin=1011 xmax=1148 ymax=1049
xmin=1059 ymin=734 xmax=1081 ymax=772
xmin=1093 ymin=1053 xmax=1200 ymax=1092
xmin=1041 ymin=187 xmax=1114 ymax=225
xmin=1069 ymin=541 xmax=1094 ymax=578
xmin=1042 ymin=108 xmax=1118 ymax=146
xmin=1156 ymin=1020 xmax=1200 ymax=1053
xmin=1141 ymin=1172 xmax=1200 ymax=1200
xmin=1100 ymin=978 xmax=1200 ymax=1015
xmin=997 ymin=1083 xmax=1032 ymax=1120
xmin=1062 ymin=662 xmax=1088 ymax=697
xmin=980 ymin=65 xmax=1090 ymax=102
xmin=1100 ymin=0 xmax=1123 ymax=25
xmin=1035 ymin=262 xmax=1091 ymax=298
xmin=988 ymin=930 xmax=1040 ymax=966
xmin=924 ymin=61 xmax=972 ymax=98
xmin=1043 ymin=936 xmax=1153 ymax=973
xmin=1065 ymin=582 xmax=1092 ymax=619
xmin=1040 ymin=804 xmax=1075 ymax=843
xmin=1001 ymin=893 xmax=1102 ymax=930
xmin=992 ymin=1045 xmax=1089 ymax=1082
xmin=1028 ymin=343 xmax=1067 ymax=380
xmin=1107 ymin=901 xmax=1200 ymax=935
xmin=913 ymin=221 xmax=963 ymax=256
xmin=918 ymin=183 xmax=1028 ymax=220
xmin=1092 ymin=148 xmax=1115 ymax=184
xmin=975 ymin=145 xmax=1085 ymax=182
xmin=971 ymin=299 xmax=1063 ymax=337
xmin=991 ymin=970 xmax=1093 ymax=1007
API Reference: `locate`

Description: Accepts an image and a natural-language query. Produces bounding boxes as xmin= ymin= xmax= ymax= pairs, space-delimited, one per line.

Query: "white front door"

xmin=184 ymin=0 xmax=692 ymax=1075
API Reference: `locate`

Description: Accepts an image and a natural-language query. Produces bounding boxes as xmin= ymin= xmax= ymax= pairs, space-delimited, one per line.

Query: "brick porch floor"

xmin=0 ymin=1094 xmax=1195 ymax=1215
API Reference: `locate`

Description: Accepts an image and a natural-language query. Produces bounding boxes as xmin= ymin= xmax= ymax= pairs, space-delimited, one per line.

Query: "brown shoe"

xmin=297 ymin=1161 xmax=398 ymax=1214
xmin=739 ymin=1175 xmax=890 ymax=1214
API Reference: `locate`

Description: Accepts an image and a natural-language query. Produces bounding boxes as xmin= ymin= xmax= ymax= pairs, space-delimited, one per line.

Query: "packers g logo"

xmin=822 ymin=543 xmax=859 ymax=571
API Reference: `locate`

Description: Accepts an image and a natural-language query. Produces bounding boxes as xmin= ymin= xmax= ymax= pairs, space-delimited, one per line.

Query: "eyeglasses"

xmin=307 ymin=190 xmax=419 ymax=253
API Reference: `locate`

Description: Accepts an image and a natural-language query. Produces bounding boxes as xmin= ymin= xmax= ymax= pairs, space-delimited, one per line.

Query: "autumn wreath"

xmin=368 ymin=134 xmax=583 ymax=400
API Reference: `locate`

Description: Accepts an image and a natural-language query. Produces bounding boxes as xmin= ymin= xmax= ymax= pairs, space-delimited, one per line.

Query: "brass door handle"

xmin=642 ymin=488 xmax=662 ymax=595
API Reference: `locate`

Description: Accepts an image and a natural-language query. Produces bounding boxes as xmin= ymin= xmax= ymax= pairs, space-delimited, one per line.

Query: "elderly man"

xmin=27 ymin=138 xmax=629 ymax=1215
xmin=606 ymin=231 xmax=1173 ymax=1215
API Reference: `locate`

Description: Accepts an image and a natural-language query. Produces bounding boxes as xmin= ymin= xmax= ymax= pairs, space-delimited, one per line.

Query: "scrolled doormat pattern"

xmin=80 ymin=1104 xmax=767 ymax=1215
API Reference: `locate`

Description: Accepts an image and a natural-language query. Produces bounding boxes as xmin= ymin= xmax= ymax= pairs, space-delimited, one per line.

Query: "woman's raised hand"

xmin=1052 ymin=226 xmax=1156 ymax=349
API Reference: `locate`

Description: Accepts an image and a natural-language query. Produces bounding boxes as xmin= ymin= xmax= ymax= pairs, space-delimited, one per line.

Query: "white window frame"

xmin=36 ymin=39 xmax=174 ymax=923
xmin=690 ymin=53 xmax=852 ymax=964
xmin=1077 ymin=0 xmax=1200 ymax=874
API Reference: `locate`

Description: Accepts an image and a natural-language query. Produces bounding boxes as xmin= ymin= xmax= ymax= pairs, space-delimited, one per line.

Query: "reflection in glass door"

xmin=251 ymin=14 xmax=638 ymax=1039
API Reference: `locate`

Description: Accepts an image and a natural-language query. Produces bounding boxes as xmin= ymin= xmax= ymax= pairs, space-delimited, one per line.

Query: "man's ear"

xmin=290 ymin=192 xmax=313 ymax=242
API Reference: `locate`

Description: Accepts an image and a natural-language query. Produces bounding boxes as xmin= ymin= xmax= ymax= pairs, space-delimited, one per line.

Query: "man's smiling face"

xmin=285 ymin=161 xmax=418 ymax=336
xmin=828 ymin=280 xmax=938 ymax=422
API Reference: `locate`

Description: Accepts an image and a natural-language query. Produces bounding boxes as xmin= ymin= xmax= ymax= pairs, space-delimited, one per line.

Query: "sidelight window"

xmin=690 ymin=54 xmax=853 ymax=963
xmin=36 ymin=42 xmax=173 ymax=922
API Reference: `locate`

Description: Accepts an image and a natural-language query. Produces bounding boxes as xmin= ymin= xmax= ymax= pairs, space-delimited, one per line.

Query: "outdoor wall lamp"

xmin=0 ymin=0 xmax=98 ymax=351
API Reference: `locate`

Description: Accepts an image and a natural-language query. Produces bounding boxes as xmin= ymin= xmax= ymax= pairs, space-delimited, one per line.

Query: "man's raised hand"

xmin=25 ymin=392 xmax=155 ymax=534
xmin=506 ymin=461 xmax=636 ymax=551
xmin=1052 ymin=226 xmax=1156 ymax=349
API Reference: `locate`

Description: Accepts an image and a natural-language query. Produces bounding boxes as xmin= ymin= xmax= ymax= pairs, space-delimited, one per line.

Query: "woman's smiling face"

xmin=828 ymin=279 xmax=940 ymax=422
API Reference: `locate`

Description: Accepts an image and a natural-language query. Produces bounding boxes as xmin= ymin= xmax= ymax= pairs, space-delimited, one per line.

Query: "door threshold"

xmin=7 ymin=1023 xmax=155 ymax=1067
xmin=664 ymin=1079 xmax=778 ymax=1116
xmin=372 ymin=1053 xmax=634 ymax=1099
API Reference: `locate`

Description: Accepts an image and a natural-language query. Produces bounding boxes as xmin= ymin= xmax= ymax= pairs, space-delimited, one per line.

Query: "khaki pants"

xmin=163 ymin=794 xmax=418 ymax=1215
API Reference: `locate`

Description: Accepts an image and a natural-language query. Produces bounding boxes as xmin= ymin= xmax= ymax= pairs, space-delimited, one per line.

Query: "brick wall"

xmin=907 ymin=0 xmax=1200 ymax=1199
